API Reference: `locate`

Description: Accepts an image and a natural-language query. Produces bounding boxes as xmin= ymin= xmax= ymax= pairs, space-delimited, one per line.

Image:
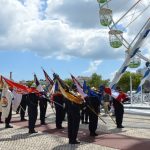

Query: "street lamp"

xmin=130 ymin=73 xmax=133 ymax=105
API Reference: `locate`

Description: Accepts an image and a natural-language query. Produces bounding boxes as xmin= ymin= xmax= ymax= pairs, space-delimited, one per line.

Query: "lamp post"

xmin=130 ymin=73 xmax=133 ymax=105
xmin=10 ymin=72 xmax=12 ymax=80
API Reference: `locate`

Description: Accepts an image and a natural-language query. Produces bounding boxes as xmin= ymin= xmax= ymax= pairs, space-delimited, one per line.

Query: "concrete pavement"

xmin=0 ymin=105 xmax=150 ymax=150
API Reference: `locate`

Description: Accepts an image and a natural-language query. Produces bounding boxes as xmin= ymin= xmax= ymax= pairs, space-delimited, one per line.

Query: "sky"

xmin=0 ymin=0 xmax=149 ymax=82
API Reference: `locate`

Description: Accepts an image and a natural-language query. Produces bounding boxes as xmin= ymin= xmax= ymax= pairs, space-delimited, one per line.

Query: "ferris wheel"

xmin=97 ymin=0 xmax=150 ymax=89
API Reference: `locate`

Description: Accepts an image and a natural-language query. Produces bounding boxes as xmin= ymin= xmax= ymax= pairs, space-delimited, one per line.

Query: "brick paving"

xmin=0 ymin=105 xmax=150 ymax=150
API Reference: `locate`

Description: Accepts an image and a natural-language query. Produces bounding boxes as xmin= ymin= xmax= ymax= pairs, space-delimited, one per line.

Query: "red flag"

xmin=2 ymin=76 xmax=39 ymax=94
xmin=104 ymin=87 xmax=128 ymax=102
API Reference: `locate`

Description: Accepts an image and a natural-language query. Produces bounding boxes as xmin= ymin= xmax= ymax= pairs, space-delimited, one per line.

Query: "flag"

xmin=42 ymin=68 xmax=54 ymax=85
xmin=2 ymin=76 xmax=39 ymax=94
xmin=136 ymin=69 xmax=150 ymax=93
xmin=34 ymin=74 xmax=44 ymax=92
xmin=54 ymin=81 xmax=59 ymax=92
xmin=53 ymin=73 xmax=69 ymax=91
xmin=71 ymin=74 xmax=82 ymax=88
xmin=71 ymin=74 xmax=87 ymax=99
xmin=57 ymin=80 xmax=83 ymax=104
xmin=12 ymin=90 xmax=22 ymax=112
xmin=83 ymin=80 xmax=87 ymax=93
xmin=34 ymin=74 xmax=40 ymax=86
xmin=104 ymin=87 xmax=128 ymax=102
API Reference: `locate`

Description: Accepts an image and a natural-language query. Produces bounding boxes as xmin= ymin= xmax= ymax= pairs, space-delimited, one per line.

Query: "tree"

xmin=64 ymin=78 xmax=73 ymax=87
xmin=26 ymin=80 xmax=34 ymax=87
xmin=117 ymin=71 xmax=142 ymax=92
xmin=87 ymin=73 xmax=109 ymax=89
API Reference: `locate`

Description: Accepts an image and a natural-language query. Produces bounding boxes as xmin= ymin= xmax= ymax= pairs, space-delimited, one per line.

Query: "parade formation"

xmin=0 ymin=0 xmax=150 ymax=149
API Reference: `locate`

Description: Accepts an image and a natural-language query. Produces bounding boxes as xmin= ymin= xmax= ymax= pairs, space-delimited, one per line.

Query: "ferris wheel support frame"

xmin=112 ymin=0 xmax=143 ymax=28
xmin=136 ymin=53 xmax=150 ymax=63
xmin=136 ymin=68 xmax=150 ymax=93
xmin=109 ymin=18 xmax=150 ymax=89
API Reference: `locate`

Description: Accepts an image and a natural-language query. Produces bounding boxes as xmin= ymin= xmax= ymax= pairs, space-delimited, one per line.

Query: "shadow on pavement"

xmin=124 ymin=140 xmax=150 ymax=150
xmin=0 ymin=132 xmax=43 ymax=142
xmin=52 ymin=143 xmax=80 ymax=150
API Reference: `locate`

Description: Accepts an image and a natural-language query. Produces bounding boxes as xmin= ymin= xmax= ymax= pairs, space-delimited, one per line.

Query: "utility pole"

xmin=10 ymin=72 xmax=12 ymax=80
xmin=130 ymin=73 xmax=133 ymax=105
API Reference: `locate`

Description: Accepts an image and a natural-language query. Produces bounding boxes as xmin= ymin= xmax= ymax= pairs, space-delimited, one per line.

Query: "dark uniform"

xmin=39 ymin=94 xmax=47 ymax=125
xmin=113 ymin=97 xmax=124 ymax=128
xmin=113 ymin=87 xmax=128 ymax=128
xmin=20 ymin=94 xmax=27 ymax=121
xmin=53 ymin=92 xmax=64 ymax=129
xmin=87 ymin=96 xmax=100 ymax=136
xmin=26 ymin=93 xmax=38 ymax=133
xmin=0 ymin=90 xmax=3 ymax=123
xmin=0 ymin=112 xmax=2 ymax=123
xmin=66 ymin=100 xmax=81 ymax=144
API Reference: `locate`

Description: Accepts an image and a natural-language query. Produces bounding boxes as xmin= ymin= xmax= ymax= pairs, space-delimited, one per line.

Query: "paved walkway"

xmin=0 ymin=106 xmax=150 ymax=150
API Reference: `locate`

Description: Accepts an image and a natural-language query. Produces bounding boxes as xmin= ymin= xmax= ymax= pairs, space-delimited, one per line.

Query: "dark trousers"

xmin=55 ymin=104 xmax=64 ymax=128
xmin=113 ymin=100 xmax=124 ymax=127
xmin=28 ymin=103 xmax=38 ymax=131
xmin=114 ymin=105 xmax=124 ymax=127
xmin=16 ymin=106 xmax=20 ymax=113
xmin=67 ymin=103 xmax=80 ymax=143
xmin=87 ymin=96 xmax=99 ymax=134
xmin=20 ymin=98 xmax=27 ymax=120
xmin=5 ymin=105 xmax=12 ymax=126
xmin=88 ymin=109 xmax=98 ymax=133
xmin=0 ymin=112 xmax=2 ymax=121
xmin=39 ymin=99 xmax=47 ymax=124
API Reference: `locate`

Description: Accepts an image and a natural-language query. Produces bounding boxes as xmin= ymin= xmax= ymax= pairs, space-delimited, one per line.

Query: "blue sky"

xmin=0 ymin=0 xmax=149 ymax=82
xmin=0 ymin=50 xmax=123 ymax=81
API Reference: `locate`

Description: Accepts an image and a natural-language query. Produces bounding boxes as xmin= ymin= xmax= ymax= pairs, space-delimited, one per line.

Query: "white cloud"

xmin=0 ymin=0 xmax=149 ymax=62
xmin=83 ymin=60 xmax=102 ymax=74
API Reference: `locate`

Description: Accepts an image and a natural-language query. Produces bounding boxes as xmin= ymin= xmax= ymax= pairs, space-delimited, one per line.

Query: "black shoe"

xmin=5 ymin=125 xmax=13 ymax=128
xmin=21 ymin=118 xmax=27 ymax=121
xmin=117 ymin=125 xmax=124 ymax=128
xmin=41 ymin=122 xmax=47 ymax=125
xmin=90 ymin=132 xmax=98 ymax=136
xmin=57 ymin=126 xmax=64 ymax=129
xmin=29 ymin=130 xmax=38 ymax=134
xmin=85 ymin=121 xmax=89 ymax=124
xmin=70 ymin=140 xmax=80 ymax=144
xmin=0 ymin=121 xmax=3 ymax=123
xmin=81 ymin=120 xmax=85 ymax=124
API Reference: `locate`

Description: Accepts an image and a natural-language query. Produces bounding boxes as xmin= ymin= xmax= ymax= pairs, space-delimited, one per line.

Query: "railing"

xmin=131 ymin=93 xmax=150 ymax=105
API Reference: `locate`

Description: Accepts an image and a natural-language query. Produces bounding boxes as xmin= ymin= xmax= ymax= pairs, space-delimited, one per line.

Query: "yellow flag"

xmin=58 ymin=81 xmax=83 ymax=104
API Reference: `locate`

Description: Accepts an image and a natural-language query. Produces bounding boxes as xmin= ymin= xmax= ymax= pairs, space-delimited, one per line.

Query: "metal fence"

xmin=131 ymin=93 xmax=150 ymax=105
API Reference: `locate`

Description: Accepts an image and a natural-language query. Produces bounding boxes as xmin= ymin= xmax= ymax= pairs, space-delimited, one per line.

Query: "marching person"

xmin=113 ymin=86 xmax=127 ymax=128
xmin=39 ymin=91 xmax=48 ymax=125
xmin=85 ymin=86 xmax=100 ymax=136
xmin=0 ymin=88 xmax=3 ymax=123
xmin=103 ymin=91 xmax=111 ymax=115
xmin=19 ymin=94 xmax=27 ymax=121
xmin=66 ymin=84 xmax=82 ymax=144
xmin=52 ymin=88 xmax=65 ymax=129
xmin=26 ymin=85 xmax=39 ymax=133
xmin=87 ymin=95 xmax=100 ymax=136
xmin=0 ymin=112 xmax=2 ymax=123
